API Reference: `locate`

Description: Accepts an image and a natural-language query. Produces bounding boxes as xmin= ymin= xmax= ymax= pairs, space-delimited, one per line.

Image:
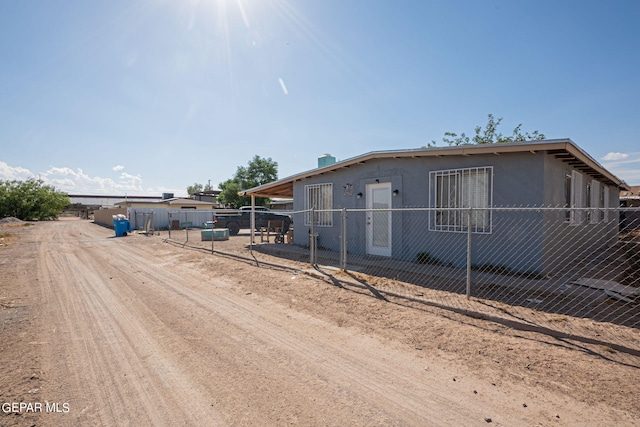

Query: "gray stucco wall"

xmin=540 ymin=154 xmax=619 ymax=274
xmin=291 ymin=151 xmax=619 ymax=276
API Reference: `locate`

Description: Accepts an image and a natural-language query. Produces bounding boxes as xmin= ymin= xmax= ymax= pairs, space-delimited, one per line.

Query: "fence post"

xmin=466 ymin=208 xmax=472 ymax=298
xmin=341 ymin=208 xmax=347 ymax=271
xmin=168 ymin=212 xmax=172 ymax=239
xmin=211 ymin=210 xmax=215 ymax=254
xmin=310 ymin=208 xmax=316 ymax=266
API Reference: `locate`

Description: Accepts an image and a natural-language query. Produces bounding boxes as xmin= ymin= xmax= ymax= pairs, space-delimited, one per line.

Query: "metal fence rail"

xmin=164 ymin=206 xmax=640 ymax=362
xmin=164 ymin=210 xmax=216 ymax=242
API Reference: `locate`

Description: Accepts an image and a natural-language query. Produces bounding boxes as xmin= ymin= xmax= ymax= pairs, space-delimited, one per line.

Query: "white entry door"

xmin=366 ymin=182 xmax=392 ymax=256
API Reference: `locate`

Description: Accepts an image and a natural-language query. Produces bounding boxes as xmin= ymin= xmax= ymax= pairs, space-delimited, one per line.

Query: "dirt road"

xmin=1 ymin=219 xmax=639 ymax=426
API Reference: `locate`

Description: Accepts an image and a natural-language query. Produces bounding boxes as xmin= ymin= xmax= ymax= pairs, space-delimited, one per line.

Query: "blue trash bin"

xmin=113 ymin=219 xmax=132 ymax=237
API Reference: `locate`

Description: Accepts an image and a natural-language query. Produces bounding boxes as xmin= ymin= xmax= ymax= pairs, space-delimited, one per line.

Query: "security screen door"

xmin=366 ymin=182 xmax=392 ymax=256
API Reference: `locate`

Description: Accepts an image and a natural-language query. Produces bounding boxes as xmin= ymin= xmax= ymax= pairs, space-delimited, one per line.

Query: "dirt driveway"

xmin=1 ymin=218 xmax=639 ymax=426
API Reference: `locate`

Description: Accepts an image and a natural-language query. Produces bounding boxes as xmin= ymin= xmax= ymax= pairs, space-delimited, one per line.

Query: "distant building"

xmin=68 ymin=194 xmax=162 ymax=208
xmin=620 ymin=186 xmax=640 ymax=207
xmin=620 ymin=185 xmax=640 ymax=230
xmin=268 ymin=199 xmax=294 ymax=211
xmin=192 ymin=190 xmax=223 ymax=206
xmin=115 ymin=197 xmax=215 ymax=210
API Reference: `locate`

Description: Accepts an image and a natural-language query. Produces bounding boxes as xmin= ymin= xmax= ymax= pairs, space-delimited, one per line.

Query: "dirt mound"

xmin=0 ymin=217 xmax=24 ymax=225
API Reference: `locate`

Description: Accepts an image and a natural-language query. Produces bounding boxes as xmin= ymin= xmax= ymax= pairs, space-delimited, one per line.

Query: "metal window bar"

xmin=305 ymin=183 xmax=333 ymax=227
xmin=430 ymin=166 xmax=493 ymax=234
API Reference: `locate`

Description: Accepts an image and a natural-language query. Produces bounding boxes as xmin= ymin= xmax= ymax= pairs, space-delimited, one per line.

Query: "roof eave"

xmin=241 ymin=139 xmax=630 ymax=197
xmin=560 ymin=142 xmax=630 ymax=190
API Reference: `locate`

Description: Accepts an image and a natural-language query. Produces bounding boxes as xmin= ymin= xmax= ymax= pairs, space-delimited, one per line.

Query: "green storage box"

xmin=201 ymin=228 xmax=230 ymax=241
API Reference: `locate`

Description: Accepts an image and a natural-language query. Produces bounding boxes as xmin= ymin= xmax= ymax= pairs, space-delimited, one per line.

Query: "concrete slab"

xmin=572 ymin=278 xmax=640 ymax=297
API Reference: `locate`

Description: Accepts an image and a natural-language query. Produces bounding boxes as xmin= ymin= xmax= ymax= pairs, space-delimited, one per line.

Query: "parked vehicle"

xmin=212 ymin=206 xmax=292 ymax=236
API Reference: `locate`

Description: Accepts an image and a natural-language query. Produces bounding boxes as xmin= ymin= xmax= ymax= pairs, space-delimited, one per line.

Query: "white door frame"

xmin=366 ymin=182 xmax=392 ymax=256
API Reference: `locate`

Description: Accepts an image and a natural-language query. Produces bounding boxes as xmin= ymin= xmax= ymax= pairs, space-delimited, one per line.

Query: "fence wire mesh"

xmin=165 ymin=210 xmax=217 ymax=245
xmin=163 ymin=206 xmax=640 ymax=362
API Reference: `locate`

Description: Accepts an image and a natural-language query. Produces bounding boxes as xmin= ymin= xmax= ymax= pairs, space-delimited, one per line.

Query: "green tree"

xmin=430 ymin=114 xmax=546 ymax=147
xmin=0 ymin=179 xmax=70 ymax=220
xmin=217 ymin=155 xmax=278 ymax=208
xmin=217 ymin=179 xmax=243 ymax=208
xmin=186 ymin=182 xmax=203 ymax=196
xmin=187 ymin=181 xmax=215 ymax=197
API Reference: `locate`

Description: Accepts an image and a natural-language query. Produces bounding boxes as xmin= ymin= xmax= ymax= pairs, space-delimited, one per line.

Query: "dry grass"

xmin=0 ymin=221 xmax=33 ymax=245
xmin=0 ymin=231 xmax=12 ymax=245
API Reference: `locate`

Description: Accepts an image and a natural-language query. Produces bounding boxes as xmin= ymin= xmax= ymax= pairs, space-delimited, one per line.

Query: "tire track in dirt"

xmin=115 ymin=264 xmax=468 ymax=425
xmin=76 ymin=227 xmax=588 ymax=426
xmin=34 ymin=221 xmax=481 ymax=425
xmin=75 ymin=238 xmax=415 ymax=425
xmin=36 ymin=222 xmax=226 ymax=426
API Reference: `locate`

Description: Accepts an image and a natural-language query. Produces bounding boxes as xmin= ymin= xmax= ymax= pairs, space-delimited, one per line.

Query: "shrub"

xmin=0 ymin=179 xmax=69 ymax=221
xmin=415 ymin=252 xmax=445 ymax=265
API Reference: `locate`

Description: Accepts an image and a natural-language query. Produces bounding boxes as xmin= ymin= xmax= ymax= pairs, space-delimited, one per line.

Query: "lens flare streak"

xmin=278 ymin=77 xmax=289 ymax=95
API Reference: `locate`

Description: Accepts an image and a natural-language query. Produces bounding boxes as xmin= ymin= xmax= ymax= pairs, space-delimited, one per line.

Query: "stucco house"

xmin=242 ymin=139 xmax=629 ymax=275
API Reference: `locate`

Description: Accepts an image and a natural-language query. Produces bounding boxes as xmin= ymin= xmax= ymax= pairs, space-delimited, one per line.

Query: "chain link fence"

xmin=164 ymin=206 xmax=640 ymax=362
xmin=129 ymin=209 xmax=157 ymax=234
xmin=320 ymin=207 xmax=637 ymax=315
xmin=163 ymin=210 xmax=217 ymax=245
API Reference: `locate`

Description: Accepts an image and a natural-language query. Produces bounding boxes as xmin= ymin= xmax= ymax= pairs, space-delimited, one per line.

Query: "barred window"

xmin=429 ymin=167 xmax=492 ymax=233
xmin=304 ymin=183 xmax=333 ymax=227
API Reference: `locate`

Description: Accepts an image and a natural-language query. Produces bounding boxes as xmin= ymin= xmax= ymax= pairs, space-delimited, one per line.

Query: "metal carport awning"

xmin=239 ymin=180 xmax=294 ymax=246
xmin=240 ymin=180 xmax=294 ymax=199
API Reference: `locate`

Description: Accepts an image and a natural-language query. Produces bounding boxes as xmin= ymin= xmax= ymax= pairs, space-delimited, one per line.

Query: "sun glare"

xmin=172 ymin=0 xmax=363 ymax=100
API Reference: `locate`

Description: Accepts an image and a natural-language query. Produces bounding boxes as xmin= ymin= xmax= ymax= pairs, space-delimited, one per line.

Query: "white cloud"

xmin=601 ymin=152 xmax=640 ymax=186
xmin=602 ymin=152 xmax=630 ymax=161
xmin=113 ymin=165 xmax=125 ymax=171
xmin=38 ymin=166 xmax=152 ymax=195
xmin=0 ymin=162 xmax=36 ymax=181
xmin=0 ymin=161 xmax=186 ymax=196
xmin=42 ymin=167 xmax=118 ymax=194
xmin=119 ymin=172 xmax=143 ymax=188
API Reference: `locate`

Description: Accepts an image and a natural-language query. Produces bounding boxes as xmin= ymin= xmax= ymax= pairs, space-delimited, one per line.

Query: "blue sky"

xmin=1 ymin=0 xmax=639 ymax=196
